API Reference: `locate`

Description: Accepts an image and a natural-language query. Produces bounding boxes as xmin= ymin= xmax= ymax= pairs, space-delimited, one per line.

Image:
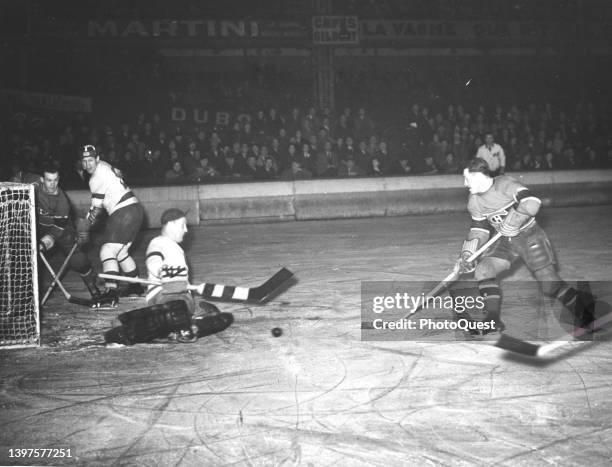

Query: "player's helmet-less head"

xmin=81 ymin=144 xmax=98 ymax=159
xmin=463 ymin=158 xmax=494 ymax=194
xmin=161 ymin=208 xmax=188 ymax=243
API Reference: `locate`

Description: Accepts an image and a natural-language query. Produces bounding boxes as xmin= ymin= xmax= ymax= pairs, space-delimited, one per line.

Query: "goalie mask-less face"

xmin=164 ymin=217 xmax=188 ymax=244
xmin=463 ymin=168 xmax=493 ymax=194
xmin=41 ymin=171 xmax=60 ymax=195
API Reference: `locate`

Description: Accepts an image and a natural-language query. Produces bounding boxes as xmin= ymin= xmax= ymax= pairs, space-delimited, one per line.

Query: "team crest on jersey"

xmin=488 ymin=209 xmax=508 ymax=226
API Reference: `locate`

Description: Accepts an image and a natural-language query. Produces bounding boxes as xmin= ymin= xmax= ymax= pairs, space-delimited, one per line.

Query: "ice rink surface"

xmin=1 ymin=205 xmax=612 ymax=466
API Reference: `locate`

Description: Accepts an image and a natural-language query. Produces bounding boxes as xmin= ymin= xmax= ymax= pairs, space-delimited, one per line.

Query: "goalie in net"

xmin=105 ymin=208 xmax=233 ymax=345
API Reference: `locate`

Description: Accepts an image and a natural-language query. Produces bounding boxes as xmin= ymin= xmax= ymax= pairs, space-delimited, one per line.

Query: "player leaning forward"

xmin=458 ymin=158 xmax=595 ymax=332
xmin=79 ymin=144 xmax=144 ymax=305
xmin=105 ymin=209 xmax=233 ymax=345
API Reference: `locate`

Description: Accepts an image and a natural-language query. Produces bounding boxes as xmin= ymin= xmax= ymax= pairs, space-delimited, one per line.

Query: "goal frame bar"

xmin=0 ymin=182 xmax=40 ymax=349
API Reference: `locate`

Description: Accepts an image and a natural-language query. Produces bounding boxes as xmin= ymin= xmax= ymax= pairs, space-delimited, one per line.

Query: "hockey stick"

xmin=99 ymin=267 xmax=294 ymax=303
xmin=40 ymin=243 xmax=78 ymax=305
xmin=495 ymin=307 xmax=612 ymax=357
xmin=38 ymin=250 xmax=93 ymax=307
xmin=361 ymin=232 xmax=502 ymax=329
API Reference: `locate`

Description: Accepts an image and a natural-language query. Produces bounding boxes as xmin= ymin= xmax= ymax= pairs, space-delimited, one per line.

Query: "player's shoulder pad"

xmin=467 ymin=195 xmax=484 ymax=219
xmin=146 ymin=235 xmax=165 ymax=253
xmin=494 ymin=174 xmax=524 ymax=194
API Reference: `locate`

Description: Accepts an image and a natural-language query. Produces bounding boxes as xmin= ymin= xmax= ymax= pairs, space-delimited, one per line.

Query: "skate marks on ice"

xmin=2 ymin=206 xmax=612 ymax=465
xmin=4 ymin=326 xmax=612 ymax=466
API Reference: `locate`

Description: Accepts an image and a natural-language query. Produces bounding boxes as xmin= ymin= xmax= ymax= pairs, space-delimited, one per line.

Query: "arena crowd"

xmin=3 ymin=97 xmax=612 ymax=188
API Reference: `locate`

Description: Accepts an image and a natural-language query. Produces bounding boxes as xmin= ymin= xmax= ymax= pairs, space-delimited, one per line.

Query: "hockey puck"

xmin=271 ymin=327 xmax=283 ymax=337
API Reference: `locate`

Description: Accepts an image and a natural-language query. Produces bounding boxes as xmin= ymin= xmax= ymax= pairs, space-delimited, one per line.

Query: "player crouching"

xmin=456 ymin=158 xmax=596 ymax=335
xmin=104 ymin=209 xmax=233 ymax=345
xmin=36 ymin=163 xmax=101 ymax=300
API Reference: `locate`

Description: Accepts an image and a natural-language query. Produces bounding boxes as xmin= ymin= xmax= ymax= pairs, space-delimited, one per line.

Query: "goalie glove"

xmin=458 ymin=238 xmax=479 ymax=274
xmin=39 ymin=234 xmax=55 ymax=251
xmin=499 ymin=208 xmax=531 ymax=237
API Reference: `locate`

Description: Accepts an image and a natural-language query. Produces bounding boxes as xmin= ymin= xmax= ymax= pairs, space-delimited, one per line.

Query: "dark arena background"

xmin=2 ymin=1 xmax=612 ymax=465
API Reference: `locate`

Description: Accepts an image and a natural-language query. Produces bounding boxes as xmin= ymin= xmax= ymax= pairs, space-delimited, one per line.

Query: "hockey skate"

xmin=91 ymin=288 xmax=119 ymax=309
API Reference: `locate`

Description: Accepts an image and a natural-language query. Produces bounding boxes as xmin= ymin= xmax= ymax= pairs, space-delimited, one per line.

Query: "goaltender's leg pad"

xmin=192 ymin=312 xmax=234 ymax=338
xmin=106 ymin=300 xmax=192 ymax=345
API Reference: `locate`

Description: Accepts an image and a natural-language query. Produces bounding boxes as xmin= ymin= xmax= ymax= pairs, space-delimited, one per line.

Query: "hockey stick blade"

xmin=495 ymin=334 xmax=540 ymax=357
xmin=496 ymin=306 xmax=612 ymax=357
xmin=196 ymin=268 xmax=294 ymax=303
xmin=68 ymin=296 xmax=95 ymax=307
xmin=245 ymin=267 xmax=294 ymax=302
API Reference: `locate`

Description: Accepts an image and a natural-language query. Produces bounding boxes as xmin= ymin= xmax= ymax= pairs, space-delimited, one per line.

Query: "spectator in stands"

xmin=338 ymin=155 xmax=366 ymax=177
xmin=336 ymin=113 xmax=352 ymax=140
xmin=316 ymin=140 xmax=339 ymax=177
xmin=441 ymin=152 xmax=461 ymax=174
xmin=513 ymin=152 xmax=535 ymax=171
xmin=218 ymin=149 xmax=244 ymax=178
xmin=355 ymin=140 xmax=370 ymax=170
xmin=193 ymin=157 xmax=220 ymax=182
xmin=164 ymin=160 xmax=185 ymax=183
xmin=420 ymin=154 xmax=438 ymax=175
xmin=299 ymin=143 xmax=315 ymax=174
xmin=367 ymin=156 xmax=385 ymax=176
xmin=281 ymin=143 xmax=299 ymax=171
xmin=533 ymin=153 xmax=546 ymax=171
xmin=9 ymin=161 xmax=40 ymax=183
xmin=285 ymin=108 xmax=301 ymax=137
xmin=543 ymin=152 xmax=555 ymax=170
xmin=585 ymin=147 xmax=603 ymax=168
xmin=353 ymin=107 xmax=375 ymax=142
xmin=269 ymin=138 xmax=282 ymax=164
xmin=560 ymin=147 xmax=581 ymax=170
xmin=280 ymin=160 xmax=312 ymax=180
xmin=256 ymin=157 xmax=278 ymax=180
xmin=139 ymin=149 xmax=164 ymax=182
xmin=476 ymin=132 xmax=506 ymax=174
xmin=118 ymin=149 xmax=140 ymax=181
xmin=308 ymin=135 xmax=319 ymax=158
xmin=243 ymin=155 xmax=260 ymax=179
xmin=267 ymin=107 xmax=283 ymax=136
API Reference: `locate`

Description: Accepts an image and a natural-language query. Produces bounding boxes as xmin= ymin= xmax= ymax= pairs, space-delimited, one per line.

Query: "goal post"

xmin=0 ymin=182 xmax=40 ymax=348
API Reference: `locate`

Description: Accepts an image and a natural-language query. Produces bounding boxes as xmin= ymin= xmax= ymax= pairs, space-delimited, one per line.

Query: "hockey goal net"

xmin=0 ymin=183 xmax=40 ymax=348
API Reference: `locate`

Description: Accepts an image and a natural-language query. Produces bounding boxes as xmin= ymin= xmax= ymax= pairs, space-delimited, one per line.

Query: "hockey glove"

xmin=499 ymin=208 xmax=531 ymax=237
xmin=458 ymin=238 xmax=479 ymax=274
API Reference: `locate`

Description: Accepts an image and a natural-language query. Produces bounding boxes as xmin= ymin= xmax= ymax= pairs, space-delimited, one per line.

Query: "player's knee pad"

xmin=474 ymin=257 xmax=509 ymax=281
xmin=116 ymin=242 xmax=132 ymax=263
xmin=523 ymin=232 xmax=556 ymax=272
xmin=112 ymin=300 xmax=192 ymax=345
xmin=100 ymin=242 xmax=122 ymax=262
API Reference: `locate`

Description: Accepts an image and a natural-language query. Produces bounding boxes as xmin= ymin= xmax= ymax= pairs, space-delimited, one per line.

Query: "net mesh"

xmin=0 ymin=183 xmax=40 ymax=347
